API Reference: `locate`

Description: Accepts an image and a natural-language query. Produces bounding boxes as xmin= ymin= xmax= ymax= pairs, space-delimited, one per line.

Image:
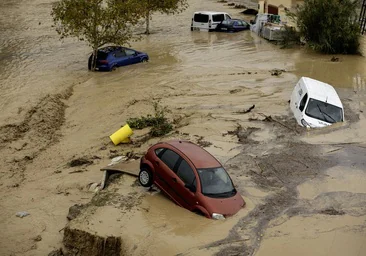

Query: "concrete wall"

xmin=257 ymin=0 xmax=302 ymax=11
xmin=257 ymin=0 xmax=302 ymax=24
xmin=266 ymin=0 xmax=293 ymax=9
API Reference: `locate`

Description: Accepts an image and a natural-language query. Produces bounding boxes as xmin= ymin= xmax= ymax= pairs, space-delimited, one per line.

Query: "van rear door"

xmin=193 ymin=13 xmax=209 ymax=30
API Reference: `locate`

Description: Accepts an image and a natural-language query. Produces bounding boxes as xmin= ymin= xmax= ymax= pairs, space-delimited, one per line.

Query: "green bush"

xmin=295 ymin=0 xmax=360 ymax=54
xmin=126 ymin=101 xmax=173 ymax=137
xmin=279 ymin=25 xmax=301 ymax=48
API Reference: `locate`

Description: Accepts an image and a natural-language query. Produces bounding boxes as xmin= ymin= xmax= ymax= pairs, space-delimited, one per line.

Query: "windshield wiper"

xmin=317 ymin=104 xmax=336 ymax=123
xmin=204 ymin=189 xmax=236 ymax=198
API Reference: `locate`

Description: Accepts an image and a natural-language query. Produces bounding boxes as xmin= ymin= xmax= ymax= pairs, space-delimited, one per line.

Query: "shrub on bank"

xmin=295 ymin=0 xmax=360 ymax=54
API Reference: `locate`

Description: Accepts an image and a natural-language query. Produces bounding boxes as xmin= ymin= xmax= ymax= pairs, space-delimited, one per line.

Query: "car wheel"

xmin=88 ymin=56 xmax=92 ymax=70
xmin=141 ymin=58 xmax=148 ymax=63
xmin=139 ymin=168 xmax=153 ymax=187
xmin=110 ymin=65 xmax=117 ymax=71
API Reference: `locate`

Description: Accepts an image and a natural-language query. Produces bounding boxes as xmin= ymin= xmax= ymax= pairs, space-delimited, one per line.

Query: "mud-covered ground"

xmin=1 ymin=0 xmax=366 ymax=255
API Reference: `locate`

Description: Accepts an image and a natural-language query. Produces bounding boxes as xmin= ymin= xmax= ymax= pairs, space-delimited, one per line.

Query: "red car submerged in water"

xmin=139 ymin=140 xmax=245 ymax=219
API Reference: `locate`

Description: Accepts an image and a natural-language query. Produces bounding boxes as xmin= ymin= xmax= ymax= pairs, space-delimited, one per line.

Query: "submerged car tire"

xmin=110 ymin=65 xmax=117 ymax=71
xmin=141 ymin=58 xmax=148 ymax=63
xmin=88 ymin=56 xmax=92 ymax=70
xmin=139 ymin=168 xmax=153 ymax=187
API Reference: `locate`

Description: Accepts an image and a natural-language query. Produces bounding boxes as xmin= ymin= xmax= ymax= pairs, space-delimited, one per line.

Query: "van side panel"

xmin=191 ymin=12 xmax=230 ymax=32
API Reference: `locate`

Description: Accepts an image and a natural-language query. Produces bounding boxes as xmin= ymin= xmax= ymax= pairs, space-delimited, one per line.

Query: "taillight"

xmin=99 ymin=60 xmax=108 ymax=64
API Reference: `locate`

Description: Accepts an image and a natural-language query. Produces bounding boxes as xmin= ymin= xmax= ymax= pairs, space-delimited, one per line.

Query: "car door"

xmin=156 ymin=149 xmax=183 ymax=206
xmin=235 ymin=21 xmax=245 ymax=31
xmin=125 ymin=48 xmax=139 ymax=64
xmin=219 ymin=20 xmax=228 ymax=31
xmin=242 ymin=20 xmax=249 ymax=29
xmin=173 ymin=158 xmax=198 ymax=210
xmin=114 ymin=48 xmax=128 ymax=66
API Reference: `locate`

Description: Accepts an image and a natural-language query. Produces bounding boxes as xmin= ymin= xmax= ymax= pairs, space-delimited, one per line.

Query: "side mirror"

xmin=185 ymin=184 xmax=196 ymax=193
xmin=250 ymin=20 xmax=254 ymax=25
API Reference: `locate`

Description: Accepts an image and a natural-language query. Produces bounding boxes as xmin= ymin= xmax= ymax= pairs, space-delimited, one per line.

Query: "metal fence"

xmin=360 ymin=0 xmax=366 ymax=34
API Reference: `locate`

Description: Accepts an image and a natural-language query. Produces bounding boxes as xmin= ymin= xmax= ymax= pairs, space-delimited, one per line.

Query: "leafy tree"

xmin=295 ymin=0 xmax=360 ymax=54
xmin=51 ymin=0 xmax=143 ymax=70
xmin=139 ymin=0 xmax=188 ymax=34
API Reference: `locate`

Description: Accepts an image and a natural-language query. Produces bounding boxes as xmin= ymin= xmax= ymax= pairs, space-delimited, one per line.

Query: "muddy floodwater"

xmin=1 ymin=0 xmax=366 ymax=255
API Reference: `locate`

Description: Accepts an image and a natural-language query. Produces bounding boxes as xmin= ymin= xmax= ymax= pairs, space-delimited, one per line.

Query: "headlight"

xmin=301 ymin=118 xmax=310 ymax=128
xmin=212 ymin=213 xmax=225 ymax=220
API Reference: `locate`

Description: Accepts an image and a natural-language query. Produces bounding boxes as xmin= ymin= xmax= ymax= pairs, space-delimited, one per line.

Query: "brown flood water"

xmin=0 ymin=0 xmax=366 ymax=255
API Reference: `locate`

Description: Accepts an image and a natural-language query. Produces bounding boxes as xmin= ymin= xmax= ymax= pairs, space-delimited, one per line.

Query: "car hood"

xmin=200 ymin=192 xmax=245 ymax=217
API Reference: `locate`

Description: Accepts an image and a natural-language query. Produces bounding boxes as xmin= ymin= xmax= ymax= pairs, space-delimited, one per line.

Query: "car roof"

xmin=194 ymin=11 xmax=228 ymax=15
xmin=300 ymin=77 xmax=343 ymax=108
xmin=161 ymin=140 xmax=222 ymax=169
xmin=225 ymin=19 xmax=246 ymax=23
xmin=99 ymin=46 xmax=120 ymax=53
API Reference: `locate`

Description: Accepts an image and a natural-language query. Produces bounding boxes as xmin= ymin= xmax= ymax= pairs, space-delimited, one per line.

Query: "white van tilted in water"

xmin=290 ymin=77 xmax=344 ymax=128
xmin=191 ymin=11 xmax=232 ymax=32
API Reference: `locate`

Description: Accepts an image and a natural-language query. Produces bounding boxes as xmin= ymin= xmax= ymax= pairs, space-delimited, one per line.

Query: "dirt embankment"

xmin=63 ymin=227 xmax=122 ymax=256
xmin=54 ymin=108 xmax=366 ymax=256
xmin=0 ymin=87 xmax=74 ymax=187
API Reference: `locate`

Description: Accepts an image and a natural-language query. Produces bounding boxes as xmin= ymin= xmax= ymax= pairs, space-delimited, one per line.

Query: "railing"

xmin=360 ymin=0 xmax=366 ymax=34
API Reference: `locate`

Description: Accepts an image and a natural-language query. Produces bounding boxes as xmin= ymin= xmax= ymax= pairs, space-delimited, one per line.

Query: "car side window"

xmin=212 ymin=14 xmax=225 ymax=22
xmin=160 ymin=149 xmax=180 ymax=170
xmin=194 ymin=14 xmax=209 ymax=23
xmin=299 ymin=93 xmax=308 ymax=112
xmin=176 ymin=159 xmax=195 ymax=185
xmin=125 ymin=49 xmax=135 ymax=56
xmin=226 ymin=14 xmax=231 ymax=20
xmin=155 ymin=148 xmax=165 ymax=157
xmin=114 ymin=50 xmax=126 ymax=58
xmin=222 ymin=20 xmax=228 ymax=25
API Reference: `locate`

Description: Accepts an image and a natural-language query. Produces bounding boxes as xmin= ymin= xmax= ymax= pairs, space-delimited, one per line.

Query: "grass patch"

xmin=127 ymin=101 xmax=173 ymax=137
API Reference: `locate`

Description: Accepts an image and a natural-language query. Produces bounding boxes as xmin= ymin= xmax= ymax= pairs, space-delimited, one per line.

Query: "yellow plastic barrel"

xmin=109 ymin=124 xmax=133 ymax=145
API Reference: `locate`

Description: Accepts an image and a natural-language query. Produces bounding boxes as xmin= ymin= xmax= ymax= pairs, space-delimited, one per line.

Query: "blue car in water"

xmin=88 ymin=46 xmax=149 ymax=71
xmin=215 ymin=19 xmax=250 ymax=32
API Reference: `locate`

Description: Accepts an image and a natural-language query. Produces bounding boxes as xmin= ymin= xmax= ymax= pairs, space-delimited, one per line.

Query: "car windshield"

xmin=305 ymin=98 xmax=343 ymax=123
xmin=197 ymin=167 xmax=235 ymax=198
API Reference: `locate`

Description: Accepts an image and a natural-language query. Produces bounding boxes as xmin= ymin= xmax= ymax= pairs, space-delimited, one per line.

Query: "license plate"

xmin=193 ymin=27 xmax=200 ymax=31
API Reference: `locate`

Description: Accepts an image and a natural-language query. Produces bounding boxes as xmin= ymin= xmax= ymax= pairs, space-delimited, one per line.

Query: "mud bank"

xmin=0 ymin=87 xmax=74 ymax=186
xmin=56 ymin=113 xmax=366 ymax=256
xmin=63 ymin=227 xmax=122 ymax=256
